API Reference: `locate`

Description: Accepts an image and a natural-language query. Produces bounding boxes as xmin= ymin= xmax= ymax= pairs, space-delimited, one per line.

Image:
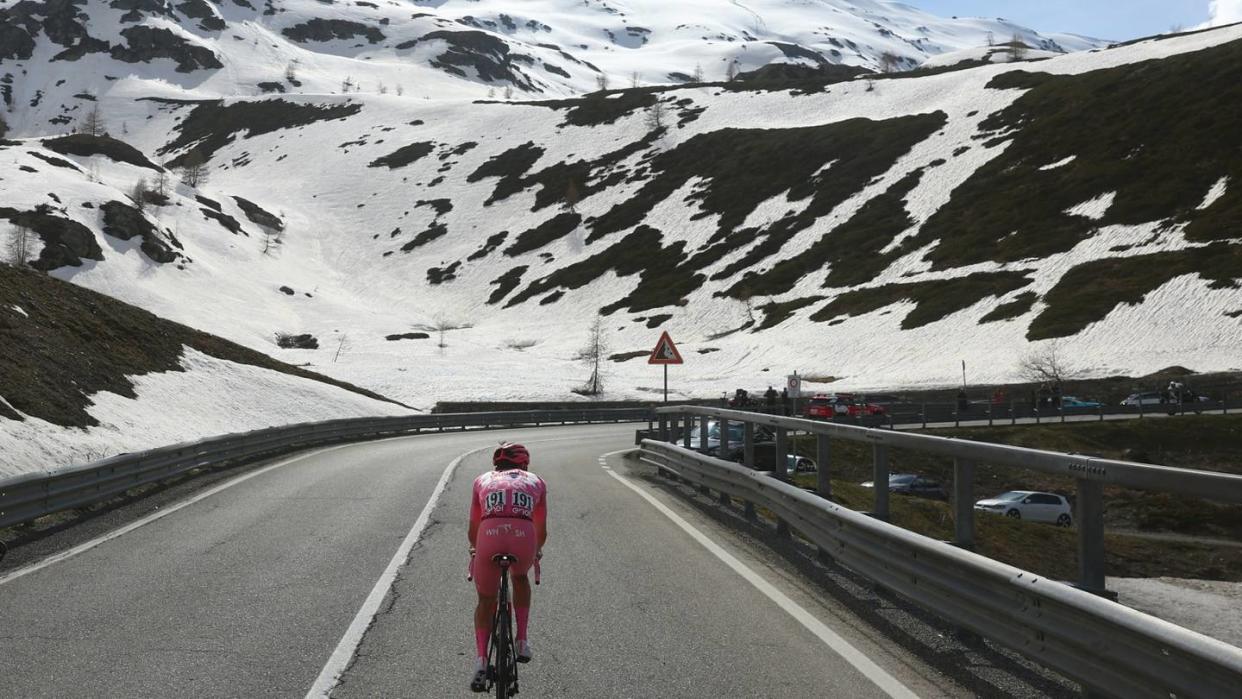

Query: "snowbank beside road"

xmin=0 ymin=349 xmax=410 ymax=479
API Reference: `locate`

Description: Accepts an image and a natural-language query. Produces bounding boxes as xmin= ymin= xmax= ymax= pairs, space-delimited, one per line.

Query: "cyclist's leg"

xmin=512 ymin=575 xmax=531 ymax=641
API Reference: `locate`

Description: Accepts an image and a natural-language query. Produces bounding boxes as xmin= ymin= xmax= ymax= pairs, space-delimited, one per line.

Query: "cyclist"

xmin=468 ymin=442 xmax=547 ymax=692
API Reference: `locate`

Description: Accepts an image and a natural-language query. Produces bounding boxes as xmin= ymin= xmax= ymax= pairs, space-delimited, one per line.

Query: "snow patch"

xmin=8 ymin=304 xmax=28 ymax=317
xmin=1198 ymin=177 xmax=1229 ymax=210
xmin=1066 ymin=192 xmax=1116 ymax=220
xmin=1039 ymin=155 xmax=1077 ymax=171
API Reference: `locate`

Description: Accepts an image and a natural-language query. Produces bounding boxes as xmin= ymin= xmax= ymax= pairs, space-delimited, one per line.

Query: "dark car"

xmin=860 ymin=473 xmax=947 ymax=500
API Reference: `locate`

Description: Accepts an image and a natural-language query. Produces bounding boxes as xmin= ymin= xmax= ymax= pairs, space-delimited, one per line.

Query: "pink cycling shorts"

xmin=473 ymin=517 xmax=537 ymax=595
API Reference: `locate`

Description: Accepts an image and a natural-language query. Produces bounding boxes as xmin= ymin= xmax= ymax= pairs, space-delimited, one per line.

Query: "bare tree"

xmin=644 ymin=100 xmax=666 ymax=133
xmin=285 ymin=60 xmax=298 ymax=83
xmin=332 ymin=333 xmax=351 ymax=363
xmin=487 ymin=87 xmax=496 ymax=99
xmin=428 ymin=316 xmax=472 ymax=352
xmin=737 ymin=289 xmax=756 ymax=325
xmin=5 ymin=224 xmax=31 ymax=266
xmin=564 ymin=179 xmax=581 ymax=213
xmin=377 ymin=82 xmax=388 ymax=95
xmin=0 ymin=114 xmax=9 ymax=139
xmin=1016 ymin=343 xmax=1077 ymax=385
xmin=153 ymin=161 xmax=170 ymax=198
xmin=725 ymin=60 xmax=739 ymax=82
xmin=691 ymin=63 xmax=704 ymax=83
xmin=575 ymin=314 xmax=609 ymax=396
xmin=878 ymin=51 xmax=902 ymax=74
xmin=396 ymin=84 xmax=404 ymax=96
xmin=503 ymin=85 xmax=514 ymax=100
xmin=986 ymin=31 xmax=995 ymax=46
xmin=1008 ymin=33 xmax=1028 ymax=61
xmin=341 ymin=76 xmax=356 ymax=93
xmin=595 ymin=73 xmax=610 ymax=91
xmin=79 ymin=104 xmax=105 ymax=137
xmin=178 ymin=149 xmax=209 ymax=188
xmin=260 ymin=226 xmax=283 ymax=255
xmin=130 ymin=179 xmax=150 ymax=213
xmin=630 ymin=71 xmax=641 ymax=88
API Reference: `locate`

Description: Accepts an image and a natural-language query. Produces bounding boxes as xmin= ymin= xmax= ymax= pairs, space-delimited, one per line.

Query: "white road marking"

xmin=0 ymin=443 xmax=355 ymax=587
xmin=604 ymin=467 xmax=919 ymax=699
xmin=305 ymin=445 xmax=483 ymax=699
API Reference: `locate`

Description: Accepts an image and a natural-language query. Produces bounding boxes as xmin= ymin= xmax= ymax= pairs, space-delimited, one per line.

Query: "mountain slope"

xmin=2 ymin=15 xmax=1240 ymax=413
xmin=0 ymin=0 xmax=1106 ymax=137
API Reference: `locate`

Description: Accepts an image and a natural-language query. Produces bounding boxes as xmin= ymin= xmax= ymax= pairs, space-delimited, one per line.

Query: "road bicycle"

xmin=469 ymin=552 xmax=540 ymax=698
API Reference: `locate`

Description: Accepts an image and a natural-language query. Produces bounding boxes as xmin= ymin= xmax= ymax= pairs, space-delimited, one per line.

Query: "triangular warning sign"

xmin=648 ymin=331 xmax=684 ymax=365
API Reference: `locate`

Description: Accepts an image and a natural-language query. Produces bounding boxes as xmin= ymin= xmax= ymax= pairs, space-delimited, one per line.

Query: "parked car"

xmin=804 ymin=393 xmax=887 ymax=420
xmin=974 ymin=491 xmax=1073 ymax=527
xmin=1121 ymin=392 xmax=1166 ymax=407
xmin=1060 ymin=396 xmax=1103 ymax=410
xmin=687 ymin=420 xmax=772 ymax=453
xmin=861 ymin=473 xmax=947 ymax=500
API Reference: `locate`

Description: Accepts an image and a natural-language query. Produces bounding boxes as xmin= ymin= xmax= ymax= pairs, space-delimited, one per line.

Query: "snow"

xmin=0 ymin=349 xmax=409 ymax=478
xmin=1066 ymin=192 xmax=1117 ymax=220
xmin=8 ymin=304 xmax=27 ymax=317
xmin=1199 ymin=177 xmax=1230 ymax=210
xmin=1109 ymin=577 xmax=1242 ymax=648
xmin=1039 ymin=156 xmax=1077 ymax=171
xmin=920 ymin=45 xmax=1061 ymax=69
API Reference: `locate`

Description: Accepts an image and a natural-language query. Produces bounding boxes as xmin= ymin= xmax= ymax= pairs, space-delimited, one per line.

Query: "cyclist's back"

xmin=468 ymin=443 xmax=548 ymax=692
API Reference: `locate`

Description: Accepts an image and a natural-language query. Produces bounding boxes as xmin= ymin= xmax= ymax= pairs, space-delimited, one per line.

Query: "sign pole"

xmin=663 ymin=364 xmax=668 ymax=403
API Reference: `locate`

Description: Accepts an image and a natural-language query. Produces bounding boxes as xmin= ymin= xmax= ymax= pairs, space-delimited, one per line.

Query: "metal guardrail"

xmin=0 ymin=409 xmax=651 ymax=531
xmin=724 ymin=395 xmax=1242 ymax=430
xmin=653 ymin=406 xmax=1242 ymax=593
xmin=638 ymin=439 xmax=1242 ymax=699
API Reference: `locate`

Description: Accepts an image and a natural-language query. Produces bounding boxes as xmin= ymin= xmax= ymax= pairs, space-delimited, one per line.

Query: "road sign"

xmin=648 ymin=331 xmax=684 ymax=365
xmin=787 ymin=374 xmax=802 ymax=398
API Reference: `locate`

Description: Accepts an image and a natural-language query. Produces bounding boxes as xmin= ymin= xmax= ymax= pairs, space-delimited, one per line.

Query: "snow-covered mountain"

xmin=0 ymin=0 xmax=1106 ymax=136
xmin=3 ymin=3 xmax=1241 ymax=449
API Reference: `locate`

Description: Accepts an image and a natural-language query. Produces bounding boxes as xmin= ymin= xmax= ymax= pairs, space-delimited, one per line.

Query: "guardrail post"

xmin=682 ymin=413 xmax=692 ymax=449
xmin=953 ymin=458 xmax=975 ymax=550
xmin=774 ymin=427 xmax=789 ymax=481
xmin=1138 ymin=399 xmax=1144 ymax=419
xmin=921 ymin=402 xmax=927 ymax=429
xmin=816 ymin=434 xmax=831 ymax=499
xmin=1011 ymin=399 xmax=1016 ymax=426
xmin=988 ymin=406 xmax=993 ymax=427
xmin=1076 ymin=479 xmax=1107 ymax=594
xmin=699 ymin=416 xmax=710 ymax=455
xmin=658 ymin=415 xmax=669 ymax=442
xmin=873 ymin=444 xmax=889 ymax=521
xmin=743 ymin=422 xmax=755 ymax=470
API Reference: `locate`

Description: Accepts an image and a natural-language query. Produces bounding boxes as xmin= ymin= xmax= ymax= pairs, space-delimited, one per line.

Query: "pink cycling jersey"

xmin=469 ymin=469 xmax=547 ymax=594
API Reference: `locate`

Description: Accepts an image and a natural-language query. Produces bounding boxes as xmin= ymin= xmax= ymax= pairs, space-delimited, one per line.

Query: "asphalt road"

xmin=0 ymin=424 xmax=967 ymax=698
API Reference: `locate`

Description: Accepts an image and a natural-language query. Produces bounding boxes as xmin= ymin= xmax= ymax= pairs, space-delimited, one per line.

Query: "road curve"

xmin=0 ymin=424 xmax=963 ymax=697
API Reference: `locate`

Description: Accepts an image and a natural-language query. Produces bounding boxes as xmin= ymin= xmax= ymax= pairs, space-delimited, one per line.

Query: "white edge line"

xmin=603 ymin=468 xmax=919 ymax=699
xmin=0 ymin=443 xmax=355 ymax=587
xmin=303 ymin=446 xmax=483 ymax=699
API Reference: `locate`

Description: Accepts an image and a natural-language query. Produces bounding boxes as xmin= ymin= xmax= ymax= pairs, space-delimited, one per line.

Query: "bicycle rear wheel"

xmin=492 ymin=568 xmax=518 ymax=698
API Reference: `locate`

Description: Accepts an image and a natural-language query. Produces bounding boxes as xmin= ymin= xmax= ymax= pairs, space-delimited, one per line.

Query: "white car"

xmin=974 ymin=491 xmax=1073 ymax=527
